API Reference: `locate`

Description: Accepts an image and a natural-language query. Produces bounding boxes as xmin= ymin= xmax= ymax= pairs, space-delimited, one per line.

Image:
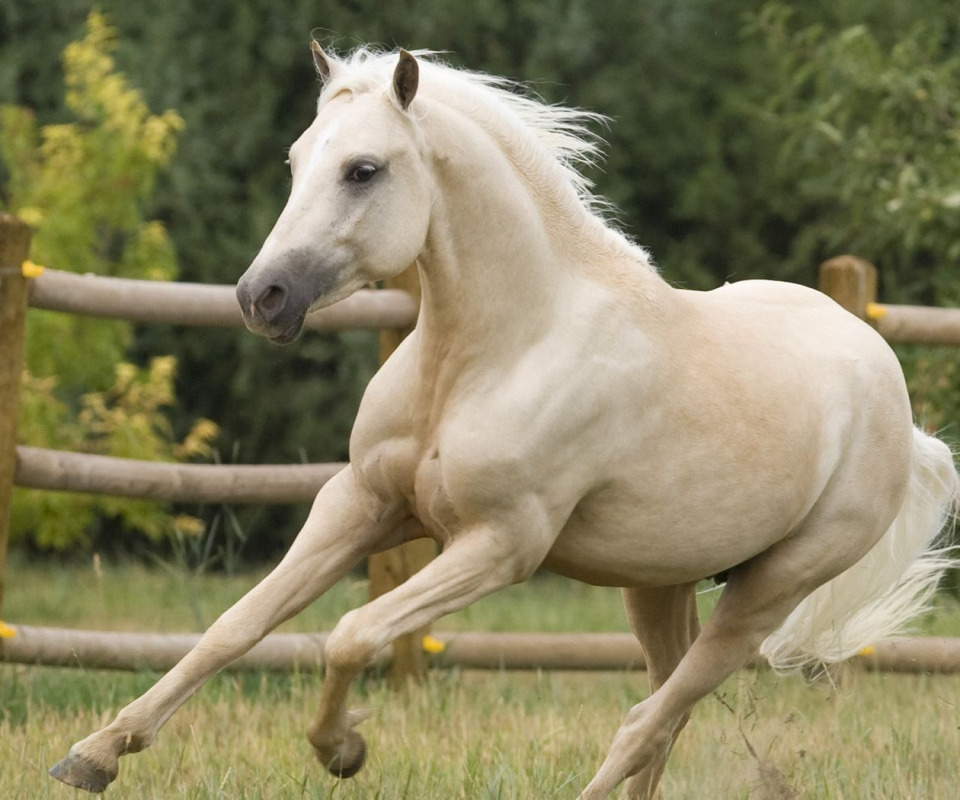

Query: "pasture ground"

xmin=2 ymin=557 xmax=959 ymax=798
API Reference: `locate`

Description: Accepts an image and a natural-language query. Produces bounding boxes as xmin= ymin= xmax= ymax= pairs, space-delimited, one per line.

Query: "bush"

xmin=1 ymin=12 xmax=216 ymax=549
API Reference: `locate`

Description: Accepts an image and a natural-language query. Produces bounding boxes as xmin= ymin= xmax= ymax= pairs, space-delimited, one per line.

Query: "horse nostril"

xmin=257 ymin=284 xmax=288 ymax=319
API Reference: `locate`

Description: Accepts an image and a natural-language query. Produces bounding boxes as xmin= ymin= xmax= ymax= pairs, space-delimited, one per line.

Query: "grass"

xmin=2 ymin=555 xmax=960 ymax=798
xmin=8 ymin=555 xmax=957 ymax=635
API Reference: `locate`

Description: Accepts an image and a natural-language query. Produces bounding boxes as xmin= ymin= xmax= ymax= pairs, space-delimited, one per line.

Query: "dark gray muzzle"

xmin=236 ymin=261 xmax=305 ymax=344
xmin=237 ymin=250 xmax=343 ymax=345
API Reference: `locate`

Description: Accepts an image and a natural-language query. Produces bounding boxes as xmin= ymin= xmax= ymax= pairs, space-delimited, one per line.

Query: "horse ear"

xmin=310 ymin=41 xmax=335 ymax=83
xmin=392 ymin=49 xmax=419 ymax=111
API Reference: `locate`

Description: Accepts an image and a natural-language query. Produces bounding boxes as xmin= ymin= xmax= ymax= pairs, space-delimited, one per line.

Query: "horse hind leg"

xmin=762 ymin=427 xmax=959 ymax=671
xmin=578 ymin=502 xmax=904 ymax=800
xmin=619 ymin=582 xmax=700 ymax=800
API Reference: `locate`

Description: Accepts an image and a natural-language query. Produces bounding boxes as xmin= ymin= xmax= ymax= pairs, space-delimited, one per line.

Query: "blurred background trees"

xmin=1 ymin=0 xmax=958 ymax=557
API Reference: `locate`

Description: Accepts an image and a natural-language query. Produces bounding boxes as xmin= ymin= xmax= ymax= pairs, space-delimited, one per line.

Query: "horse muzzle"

xmin=236 ymin=270 xmax=308 ymax=345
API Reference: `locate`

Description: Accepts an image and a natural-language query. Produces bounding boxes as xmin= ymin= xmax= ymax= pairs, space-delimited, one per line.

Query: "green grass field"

xmin=2 ymin=556 xmax=959 ymax=798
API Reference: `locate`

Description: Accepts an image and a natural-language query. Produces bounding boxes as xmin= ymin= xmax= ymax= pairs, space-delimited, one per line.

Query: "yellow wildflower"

xmin=422 ymin=634 xmax=446 ymax=654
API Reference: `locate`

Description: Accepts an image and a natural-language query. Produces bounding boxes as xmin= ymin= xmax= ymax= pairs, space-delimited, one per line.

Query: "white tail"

xmin=761 ymin=427 xmax=959 ymax=672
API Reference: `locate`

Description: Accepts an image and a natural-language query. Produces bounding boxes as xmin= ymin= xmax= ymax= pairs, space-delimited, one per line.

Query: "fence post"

xmin=818 ymin=255 xmax=878 ymax=319
xmin=0 ymin=214 xmax=33 ymax=623
xmin=367 ymin=265 xmax=435 ymax=682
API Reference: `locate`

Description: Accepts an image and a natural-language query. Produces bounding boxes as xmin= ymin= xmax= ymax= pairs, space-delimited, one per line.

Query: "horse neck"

xmin=413 ymin=102 xmax=667 ymax=374
xmin=416 ymin=172 xmax=563 ymax=351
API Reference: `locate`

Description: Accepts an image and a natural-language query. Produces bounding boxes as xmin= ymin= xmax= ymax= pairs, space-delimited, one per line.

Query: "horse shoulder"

xmin=431 ymin=334 xmax=643 ymax=528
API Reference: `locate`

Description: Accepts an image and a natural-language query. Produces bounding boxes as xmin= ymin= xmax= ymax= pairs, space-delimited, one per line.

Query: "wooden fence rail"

xmin=819 ymin=254 xmax=960 ymax=345
xmin=870 ymin=303 xmax=960 ymax=346
xmin=4 ymin=626 xmax=960 ymax=675
xmin=14 ymin=446 xmax=344 ymax=505
xmin=28 ymin=267 xmax=418 ymax=330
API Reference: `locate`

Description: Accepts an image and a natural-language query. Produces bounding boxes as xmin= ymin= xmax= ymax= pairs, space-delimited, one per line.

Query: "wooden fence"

xmin=1 ymin=209 xmax=959 ymax=675
xmin=0 ymin=212 xmax=431 ymax=677
xmin=9 ymin=265 xmax=418 ymax=504
xmin=4 ymin=625 xmax=960 ymax=674
xmin=818 ymin=254 xmax=960 ymax=343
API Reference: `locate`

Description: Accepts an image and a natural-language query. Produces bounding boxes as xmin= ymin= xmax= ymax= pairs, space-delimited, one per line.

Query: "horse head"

xmin=236 ymin=46 xmax=430 ymax=343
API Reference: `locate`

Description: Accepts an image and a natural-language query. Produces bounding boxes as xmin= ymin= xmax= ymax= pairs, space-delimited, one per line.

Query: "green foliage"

xmin=743 ymin=4 xmax=960 ymax=433
xmin=747 ymin=5 xmax=960 ymax=303
xmin=1 ymin=12 xmax=216 ymax=549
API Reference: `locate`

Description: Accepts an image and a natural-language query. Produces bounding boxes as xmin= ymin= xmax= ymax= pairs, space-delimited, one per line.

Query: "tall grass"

xmin=3 ymin=665 xmax=959 ymax=798
xmin=2 ymin=555 xmax=959 ymax=798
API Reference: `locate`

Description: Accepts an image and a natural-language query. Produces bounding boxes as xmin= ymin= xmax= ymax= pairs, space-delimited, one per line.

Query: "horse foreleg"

xmin=49 ymin=468 xmax=399 ymax=794
xmin=306 ymin=524 xmax=545 ymax=779
xmin=620 ymin=582 xmax=700 ymax=800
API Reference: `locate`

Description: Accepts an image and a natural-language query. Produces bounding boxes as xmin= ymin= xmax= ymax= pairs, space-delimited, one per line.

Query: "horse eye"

xmin=348 ymin=163 xmax=378 ymax=184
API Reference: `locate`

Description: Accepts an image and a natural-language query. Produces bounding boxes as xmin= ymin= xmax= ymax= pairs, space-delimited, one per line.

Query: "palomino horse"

xmin=52 ymin=46 xmax=957 ymax=798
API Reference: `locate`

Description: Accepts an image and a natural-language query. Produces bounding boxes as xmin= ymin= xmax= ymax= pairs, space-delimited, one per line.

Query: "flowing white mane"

xmin=316 ymin=47 xmax=613 ymax=219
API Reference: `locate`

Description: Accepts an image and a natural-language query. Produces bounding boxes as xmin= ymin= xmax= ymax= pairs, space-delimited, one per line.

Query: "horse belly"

xmin=544 ymin=497 xmax=793 ymax=588
xmin=543 ymin=424 xmax=836 ymax=588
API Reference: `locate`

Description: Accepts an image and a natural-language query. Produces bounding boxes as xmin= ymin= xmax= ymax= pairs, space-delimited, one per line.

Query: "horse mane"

xmin=317 ymin=46 xmax=657 ymax=284
xmin=316 ymin=46 xmax=615 ymax=221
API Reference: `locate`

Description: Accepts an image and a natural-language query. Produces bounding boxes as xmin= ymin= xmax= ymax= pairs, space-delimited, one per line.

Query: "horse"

xmin=51 ymin=44 xmax=958 ymax=799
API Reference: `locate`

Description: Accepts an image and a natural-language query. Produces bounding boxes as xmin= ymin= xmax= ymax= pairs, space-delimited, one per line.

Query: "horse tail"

xmin=760 ymin=427 xmax=959 ymax=673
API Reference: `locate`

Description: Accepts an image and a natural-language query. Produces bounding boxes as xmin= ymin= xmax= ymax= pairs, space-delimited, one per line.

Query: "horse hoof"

xmin=49 ymin=751 xmax=117 ymax=794
xmin=323 ymin=729 xmax=366 ymax=779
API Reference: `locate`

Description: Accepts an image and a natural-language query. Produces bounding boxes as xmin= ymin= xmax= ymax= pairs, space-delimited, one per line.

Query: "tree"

xmin=747 ymin=4 xmax=960 ymax=303
xmin=744 ymin=3 xmax=960 ymax=430
xmin=0 ymin=12 xmax=216 ymax=548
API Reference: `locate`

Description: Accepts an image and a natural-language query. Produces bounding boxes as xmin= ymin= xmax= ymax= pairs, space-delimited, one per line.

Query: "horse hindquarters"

xmin=578 ymin=428 xmax=956 ymax=800
xmin=761 ymin=427 xmax=959 ymax=671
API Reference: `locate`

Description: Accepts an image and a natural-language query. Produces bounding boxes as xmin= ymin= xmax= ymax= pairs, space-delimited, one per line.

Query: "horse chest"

xmin=356 ymin=435 xmax=461 ymax=543
xmin=411 ymin=454 xmax=461 ymax=542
